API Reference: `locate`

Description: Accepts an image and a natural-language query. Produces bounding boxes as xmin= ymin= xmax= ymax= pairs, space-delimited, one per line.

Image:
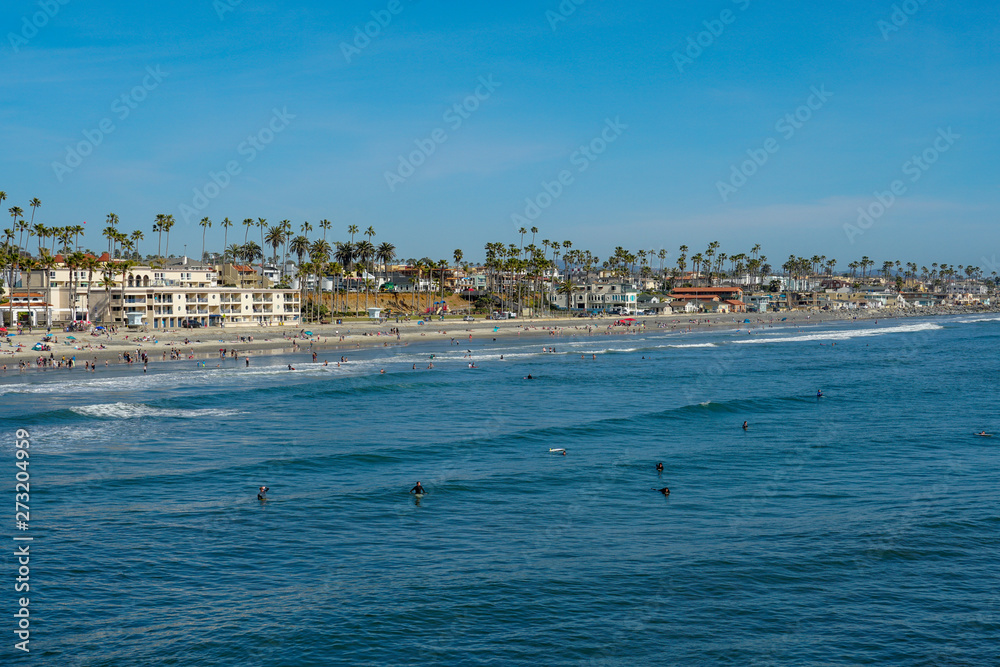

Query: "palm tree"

xmin=327 ymin=261 xmax=343 ymax=314
xmin=334 ymin=241 xmax=355 ymax=310
xmin=7 ymin=207 xmax=22 ymax=327
xmin=99 ymin=260 xmax=118 ymax=325
xmin=437 ymin=259 xmax=449 ymax=311
xmin=377 ymin=241 xmax=396 ymax=285
xmin=81 ymin=255 xmax=99 ymax=322
xmin=153 ymin=214 xmax=165 ymax=258
xmin=226 ymin=244 xmax=242 ymax=265
xmin=119 ymin=260 xmax=137 ymax=323
xmin=126 ymin=230 xmax=142 ymax=261
xmin=309 ymin=240 xmax=331 ymax=318
xmin=558 ymin=278 xmax=576 ymax=311
xmin=257 ymin=218 xmax=267 ymax=278
xmin=319 ymin=219 xmax=331 ymax=242
xmin=265 ymin=225 xmax=285 ymax=270
xmin=354 ymin=239 xmax=374 ymax=313
xmin=199 ymin=217 xmax=212 ymax=263
xmin=27 ymin=197 xmax=41 ymax=231
xmin=219 ymin=218 xmax=232 ymax=261
xmin=36 ymin=250 xmax=56 ymax=327
xmin=162 ymin=215 xmax=176 ymax=259
xmin=348 ymin=224 xmax=358 ymax=246
xmin=65 ymin=250 xmax=85 ymax=321
xmin=291 ymin=235 xmax=311 ymax=269
xmin=280 ymin=220 xmax=292 ymax=276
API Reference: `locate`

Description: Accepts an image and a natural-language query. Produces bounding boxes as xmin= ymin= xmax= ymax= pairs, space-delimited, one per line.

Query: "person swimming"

xmin=257 ymin=486 xmax=269 ymax=500
xmin=653 ymin=487 xmax=670 ymax=496
xmin=816 ymin=389 xmax=823 ymax=398
xmin=656 ymin=462 xmax=664 ymax=472
xmin=525 ymin=374 xmax=533 ymax=379
xmin=410 ymin=481 xmax=425 ymax=495
xmin=742 ymin=421 xmax=748 ymax=430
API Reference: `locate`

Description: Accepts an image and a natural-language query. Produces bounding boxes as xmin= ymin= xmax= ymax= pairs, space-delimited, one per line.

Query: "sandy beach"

xmin=2 ymin=305 xmax=995 ymax=371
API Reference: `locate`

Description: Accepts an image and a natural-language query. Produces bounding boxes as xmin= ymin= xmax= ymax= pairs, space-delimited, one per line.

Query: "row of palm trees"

xmin=5 ymin=190 xmax=1000 ymax=326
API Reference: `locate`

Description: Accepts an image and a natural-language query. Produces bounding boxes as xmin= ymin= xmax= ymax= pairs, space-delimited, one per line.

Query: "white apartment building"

xmin=7 ymin=259 xmax=301 ymax=328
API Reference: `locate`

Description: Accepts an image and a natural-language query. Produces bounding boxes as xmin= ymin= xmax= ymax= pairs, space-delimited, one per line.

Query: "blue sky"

xmin=2 ymin=0 xmax=998 ymax=268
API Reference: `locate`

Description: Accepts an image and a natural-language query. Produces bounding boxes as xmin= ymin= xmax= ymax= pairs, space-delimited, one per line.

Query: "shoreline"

xmin=1 ymin=305 xmax=996 ymax=371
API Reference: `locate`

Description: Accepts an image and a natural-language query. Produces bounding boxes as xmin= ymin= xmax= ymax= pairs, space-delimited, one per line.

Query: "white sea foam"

xmin=953 ymin=316 xmax=1000 ymax=325
xmin=71 ymin=402 xmax=240 ymax=419
xmin=666 ymin=343 xmax=717 ymax=349
xmin=731 ymin=322 xmax=943 ymax=345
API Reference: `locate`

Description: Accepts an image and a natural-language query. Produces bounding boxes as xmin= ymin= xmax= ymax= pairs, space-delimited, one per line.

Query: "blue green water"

xmin=3 ymin=315 xmax=1000 ymax=665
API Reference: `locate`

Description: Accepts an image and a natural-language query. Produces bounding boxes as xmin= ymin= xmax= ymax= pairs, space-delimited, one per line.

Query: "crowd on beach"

xmin=1 ymin=304 xmax=996 ymax=375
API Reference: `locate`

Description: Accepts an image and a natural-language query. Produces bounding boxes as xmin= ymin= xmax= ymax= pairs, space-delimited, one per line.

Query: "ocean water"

xmin=2 ymin=315 xmax=999 ymax=665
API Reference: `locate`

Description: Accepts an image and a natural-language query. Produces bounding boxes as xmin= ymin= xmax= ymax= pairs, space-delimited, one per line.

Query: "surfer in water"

xmin=743 ymin=421 xmax=748 ymax=430
xmin=410 ymin=481 xmax=425 ymax=495
xmin=653 ymin=487 xmax=670 ymax=496
xmin=816 ymin=389 xmax=823 ymax=398
xmin=656 ymin=462 xmax=664 ymax=472
xmin=257 ymin=486 xmax=269 ymax=501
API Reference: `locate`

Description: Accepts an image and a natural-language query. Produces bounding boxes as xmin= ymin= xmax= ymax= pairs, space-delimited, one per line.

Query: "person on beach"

xmin=410 ymin=482 xmax=425 ymax=495
xmin=258 ymin=486 xmax=269 ymax=500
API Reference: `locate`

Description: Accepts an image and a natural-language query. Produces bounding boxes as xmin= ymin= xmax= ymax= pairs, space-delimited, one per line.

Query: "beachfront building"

xmin=0 ymin=291 xmax=54 ymax=327
xmin=219 ymin=263 xmax=274 ymax=289
xmin=550 ymin=282 xmax=639 ymax=313
xmin=668 ymin=287 xmax=747 ymax=313
xmin=20 ymin=260 xmax=300 ymax=328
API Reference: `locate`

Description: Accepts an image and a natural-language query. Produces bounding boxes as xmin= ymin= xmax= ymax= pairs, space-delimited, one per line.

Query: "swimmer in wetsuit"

xmin=742 ymin=421 xmax=748 ymax=430
xmin=653 ymin=487 xmax=670 ymax=496
xmin=410 ymin=482 xmax=425 ymax=495
xmin=258 ymin=486 xmax=269 ymax=500
xmin=656 ymin=462 xmax=663 ymax=472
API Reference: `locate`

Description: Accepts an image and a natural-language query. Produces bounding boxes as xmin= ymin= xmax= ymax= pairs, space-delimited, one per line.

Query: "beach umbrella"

xmin=304 ymin=331 xmax=313 ymax=336
xmin=66 ymin=335 xmax=77 ymax=340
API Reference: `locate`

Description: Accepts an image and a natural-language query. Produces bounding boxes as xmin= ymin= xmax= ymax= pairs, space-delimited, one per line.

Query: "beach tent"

xmin=744 ymin=319 xmax=751 ymax=323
